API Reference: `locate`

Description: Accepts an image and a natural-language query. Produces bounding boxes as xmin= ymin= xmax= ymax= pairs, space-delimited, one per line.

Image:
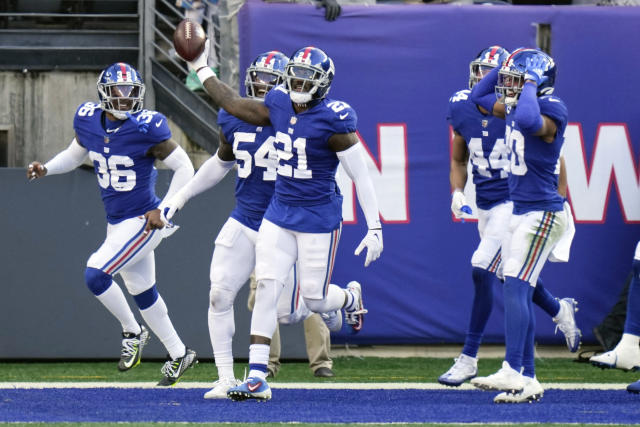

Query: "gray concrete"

xmin=0 ymin=168 xmax=308 ymax=359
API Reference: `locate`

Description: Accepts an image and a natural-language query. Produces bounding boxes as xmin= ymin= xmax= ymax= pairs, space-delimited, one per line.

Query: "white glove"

xmin=187 ymin=39 xmax=210 ymax=72
xmin=161 ymin=191 xmax=188 ymax=223
xmin=354 ymin=228 xmax=383 ymax=267
xmin=451 ymin=190 xmax=471 ymax=218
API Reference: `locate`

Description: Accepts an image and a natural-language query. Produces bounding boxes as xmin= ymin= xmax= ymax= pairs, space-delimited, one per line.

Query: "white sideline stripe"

xmin=0 ymin=382 xmax=629 ymax=390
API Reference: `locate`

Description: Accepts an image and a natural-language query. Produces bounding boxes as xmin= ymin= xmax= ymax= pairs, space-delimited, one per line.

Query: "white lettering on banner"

xmin=564 ymin=123 xmax=640 ymax=223
xmin=336 ymin=124 xmax=409 ymax=223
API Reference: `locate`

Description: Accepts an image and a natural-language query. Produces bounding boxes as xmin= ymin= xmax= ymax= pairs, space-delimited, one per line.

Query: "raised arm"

xmin=515 ymin=56 xmax=558 ymax=142
xmin=188 ymin=40 xmax=271 ymax=126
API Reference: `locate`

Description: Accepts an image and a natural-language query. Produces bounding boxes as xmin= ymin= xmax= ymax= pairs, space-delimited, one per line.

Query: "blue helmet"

xmin=285 ymin=47 xmax=335 ymax=104
xmin=97 ymin=62 xmax=145 ymax=119
xmin=496 ymin=48 xmax=556 ymax=107
xmin=244 ymin=51 xmax=289 ymax=99
xmin=468 ymin=45 xmax=510 ymax=89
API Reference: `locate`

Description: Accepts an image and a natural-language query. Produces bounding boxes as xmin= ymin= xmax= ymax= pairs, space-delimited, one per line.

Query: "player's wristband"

xmin=196 ymin=67 xmax=216 ymax=84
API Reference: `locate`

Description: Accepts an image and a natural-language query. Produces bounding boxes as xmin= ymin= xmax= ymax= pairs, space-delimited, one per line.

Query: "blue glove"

xmin=524 ymin=56 xmax=548 ymax=87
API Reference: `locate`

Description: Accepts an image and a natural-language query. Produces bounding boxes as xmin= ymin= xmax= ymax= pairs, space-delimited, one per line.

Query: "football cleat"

xmin=118 ymin=324 xmax=150 ymax=372
xmin=627 ymin=380 xmax=640 ymax=394
xmin=157 ymin=348 xmax=198 ymax=386
xmin=590 ymin=346 xmax=640 ymax=371
xmin=438 ymin=354 xmax=478 ymax=387
xmin=552 ymin=298 xmax=582 ymax=353
xmin=227 ymin=376 xmax=272 ymax=401
xmin=204 ymin=377 xmax=241 ymax=399
xmin=471 ymin=361 xmax=525 ymax=393
xmin=494 ymin=376 xmax=544 ymax=403
xmin=321 ymin=310 xmax=343 ymax=332
xmin=344 ymin=281 xmax=367 ymax=333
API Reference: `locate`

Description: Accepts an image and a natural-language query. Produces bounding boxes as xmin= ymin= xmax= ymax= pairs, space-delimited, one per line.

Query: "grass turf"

xmin=1 ymin=355 xmax=637 ymax=384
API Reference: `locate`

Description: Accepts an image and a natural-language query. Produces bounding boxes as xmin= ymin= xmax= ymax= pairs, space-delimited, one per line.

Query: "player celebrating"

xmin=163 ymin=50 xmax=348 ymax=399
xmin=440 ymin=47 xmax=580 ymax=397
xmin=179 ymin=42 xmax=382 ymax=401
xmin=467 ymin=49 xmax=570 ymax=401
xmin=27 ymin=62 xmax=197 ymax=386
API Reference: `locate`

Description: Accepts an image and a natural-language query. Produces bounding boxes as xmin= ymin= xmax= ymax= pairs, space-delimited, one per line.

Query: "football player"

xmin=163 ymin=51 xmax=348 ymax=399
xmin=590 ymin=241 xmax=640 ymax=382
xmin=440 ymin=47 xmax=581 ymax=395
xmin=27 ymin=63 xmax=197 ymax=386
xmin=180 ymin=42 xmax=382 ymax=401
xmin=467 ymin=49 xmax=571 ymax=402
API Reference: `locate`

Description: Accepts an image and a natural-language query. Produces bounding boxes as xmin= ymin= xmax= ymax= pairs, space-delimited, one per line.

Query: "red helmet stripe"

xmin=488 ymin=46 xmax=499 ymax=61
xmin=118 ymin=63 xmax=128 ymax=81
xmin=302 ymin=47 xmax=313 ymax=61
xmin=264 ymin=51 xmax=276 ymax=66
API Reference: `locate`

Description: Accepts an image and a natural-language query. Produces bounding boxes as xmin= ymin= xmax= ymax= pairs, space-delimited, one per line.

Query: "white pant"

xmin=472 ymin=201 xmax=513 ymax=277
xmin=502 ymin=209 xmax=567 ymax=285
xmin=87 ymin=216 xmax=166 ymax=295
xmin=255 ymin=219 xmax=341 ymax=301
xmin=210 ymin=217 xmax=310 ymax=320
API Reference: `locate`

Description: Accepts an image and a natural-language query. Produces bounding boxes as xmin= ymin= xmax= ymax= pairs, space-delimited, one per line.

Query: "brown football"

xmin=173 ymin=18 xmax=206 ymax=62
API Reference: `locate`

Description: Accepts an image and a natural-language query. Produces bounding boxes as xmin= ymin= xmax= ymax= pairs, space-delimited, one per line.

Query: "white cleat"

xmin=344 ymin=281 xmax=368 ymax=333
xmin=494 ymin=376 xmax=544 ymax=403
xmin=438 ymin=353 xmax=478 ymax=387
xmin=471 ymin=361 xmax=525 ymax=393
xmin=321 ymin=310 xmax=343 ymax=332
xmin=590 ymin=346 xmax=640 ymax=371
xmin=204 ymin=377 xmax=242 ymax=399
xmin=552 ymin=298 xmax=582 ymax=353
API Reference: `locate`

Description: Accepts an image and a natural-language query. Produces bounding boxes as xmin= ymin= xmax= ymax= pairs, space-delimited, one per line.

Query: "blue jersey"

xmin=73 ymin=102 xmax=170 ymax=224
xmin=217 ymin=109 xmax=277 ymax=231
xmin=262 ymin=86 xmax=357 ymax=233
xmin=505 ymin=95 xmax=568 ymax=214
xmin=447 ymin=89 xmax=510 ymax=210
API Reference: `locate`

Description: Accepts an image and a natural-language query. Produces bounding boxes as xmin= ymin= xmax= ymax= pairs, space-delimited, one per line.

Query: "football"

xmin=172 ymin=18 xmax=206 ymax=62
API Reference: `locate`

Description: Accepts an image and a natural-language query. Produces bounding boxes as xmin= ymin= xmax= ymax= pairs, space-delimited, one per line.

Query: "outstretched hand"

xmin=354 ymin=228 xmax=383 ymax=267
xmin=524 ymin=56 xmax=548 ymax=87
xmin=187 ymin=39 xmax=210 ymax=71
xmin=27 ymin=162 xmax=47 ymax=181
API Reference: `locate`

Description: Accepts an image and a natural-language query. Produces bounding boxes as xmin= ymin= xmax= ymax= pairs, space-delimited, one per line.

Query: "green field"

xmin=2 ymin=355 xmax=637 ymax=384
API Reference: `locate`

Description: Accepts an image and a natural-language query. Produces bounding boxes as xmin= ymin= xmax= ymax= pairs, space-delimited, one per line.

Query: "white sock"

xmin=140 ymin=294 xmax=185 ymax=359
xmin=249 ymin=279 xmax=281 ymax=338
xmin=617 ymin=333 xmax=640 ymax=350
xmin=343 ymin=286 xmax=357 ymax=312
xmin=96 ymin=282 xmax=140 ymax=335
xmin=209 ymin=306 xmax=235 ymax=379
xmin=248 ymin=343 xmax=270 ymax=380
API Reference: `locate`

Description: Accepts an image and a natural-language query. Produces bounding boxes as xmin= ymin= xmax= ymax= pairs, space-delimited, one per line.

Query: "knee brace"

xmin=209 ymin=284 xmax=236 ymax=313
xmin=84 ymin=267 xmax=113 ymax=296
xmin=133 ymin=284 xmax=159 ymax=310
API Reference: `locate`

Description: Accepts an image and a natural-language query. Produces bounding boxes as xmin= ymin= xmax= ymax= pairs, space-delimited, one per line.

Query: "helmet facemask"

xmin=98 ymin=81 xmax=145 ymax=120
xmin=468 ymin=62 xmax=497 ymax=89
xmin=245 ymin=68 xmax=282 ymax=99
xmin=286 ymin=63 xmax=331 ymax=105
xmin=495 ymin=68 xmax=525 ymax=107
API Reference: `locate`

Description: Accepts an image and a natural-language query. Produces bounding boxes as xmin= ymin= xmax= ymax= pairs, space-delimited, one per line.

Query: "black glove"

xmin=321 ymin=0 xmax=341 ymax=21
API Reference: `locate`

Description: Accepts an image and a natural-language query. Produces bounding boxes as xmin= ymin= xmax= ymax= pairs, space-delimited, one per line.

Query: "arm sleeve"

xmin=514 ymin=82 xmax=543 ymax=135
xmin=44 ymin=138 xmax=88 ymax=175
xmin=158 ymin=146 xmax=195 ymax=208
xmin=336 ymin=143 xmax=381 ymax=229
xmin=470 ymin=66 xmax=500 ymax=113
xmin=170 ymin=151 xmax=235 ymax=204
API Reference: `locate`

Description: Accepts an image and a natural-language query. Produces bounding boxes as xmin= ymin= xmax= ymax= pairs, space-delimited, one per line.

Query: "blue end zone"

xmin=1 ymin=388 xmax=638 ymax=424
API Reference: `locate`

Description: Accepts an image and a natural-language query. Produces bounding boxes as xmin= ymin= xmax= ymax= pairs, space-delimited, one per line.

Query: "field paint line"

xmin=0 ymin=382 xmax=629 ymax=390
